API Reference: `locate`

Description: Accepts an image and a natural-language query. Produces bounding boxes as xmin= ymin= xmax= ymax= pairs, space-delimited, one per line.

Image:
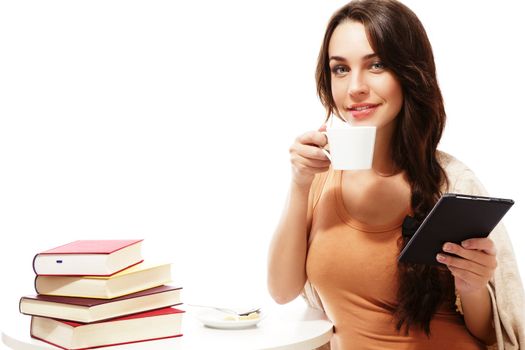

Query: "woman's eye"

xmin=331 ymin=65 xmax=349 ymax=76
xmin=370 ymin=62 xmax=385 ymax=71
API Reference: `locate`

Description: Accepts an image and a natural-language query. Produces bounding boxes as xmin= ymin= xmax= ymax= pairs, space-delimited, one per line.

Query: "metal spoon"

xmin=188 ymin=304 xmax=261 ymax=316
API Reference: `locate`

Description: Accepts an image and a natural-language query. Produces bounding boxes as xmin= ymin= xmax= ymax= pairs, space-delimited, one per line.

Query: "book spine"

xmin=18 ymin=296 xmax=24 ymax=315
xmin=34 ymin=275 xmax=40 ymax=294
xmin=32 ymin=253 xmax=39 ymax=275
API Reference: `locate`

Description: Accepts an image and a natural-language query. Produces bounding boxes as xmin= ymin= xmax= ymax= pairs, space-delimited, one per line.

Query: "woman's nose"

xmin=347 ymin=73 xmax=369 ymax=97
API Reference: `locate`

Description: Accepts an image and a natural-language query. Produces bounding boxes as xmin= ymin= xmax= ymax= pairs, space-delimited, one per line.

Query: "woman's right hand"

xmin=289 ymin=125 xmax=331 ymax=187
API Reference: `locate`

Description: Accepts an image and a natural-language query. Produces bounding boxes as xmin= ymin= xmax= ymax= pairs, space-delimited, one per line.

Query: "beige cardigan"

xmin=302 ymin=151 xmax=525 ymax=349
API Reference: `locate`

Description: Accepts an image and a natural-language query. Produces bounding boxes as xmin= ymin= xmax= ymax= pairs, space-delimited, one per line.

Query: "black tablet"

xmin=398 ymin=193 xmax=514 ymax=265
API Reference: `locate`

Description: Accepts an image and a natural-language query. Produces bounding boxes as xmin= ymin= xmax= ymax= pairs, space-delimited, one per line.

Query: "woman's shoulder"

xmin=437 ymin=150 xmax=486 ymax=195
xmin=437 ymin=150 xmax=471 ymax=176
xmin=309 ymin=168 xmax=336 ymax=208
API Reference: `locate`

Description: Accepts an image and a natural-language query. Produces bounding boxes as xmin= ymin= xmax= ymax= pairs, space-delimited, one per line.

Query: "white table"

xmin=1 ymin=300 xmax=333 ymax=350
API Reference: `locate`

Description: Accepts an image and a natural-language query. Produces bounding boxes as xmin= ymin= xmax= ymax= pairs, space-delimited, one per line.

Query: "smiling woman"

xmin=327 ymin=22 xmax=403 ymax=129
xmin=267 ymin=1 xmax=524 ymax=349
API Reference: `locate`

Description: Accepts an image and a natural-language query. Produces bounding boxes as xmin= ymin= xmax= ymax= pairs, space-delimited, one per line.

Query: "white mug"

xmin=323 ymin=126 xmax=376 ymax=170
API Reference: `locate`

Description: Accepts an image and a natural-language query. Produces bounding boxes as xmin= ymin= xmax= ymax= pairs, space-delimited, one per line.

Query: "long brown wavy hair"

xmin=316 ymin=0 xmax=454 ymax=336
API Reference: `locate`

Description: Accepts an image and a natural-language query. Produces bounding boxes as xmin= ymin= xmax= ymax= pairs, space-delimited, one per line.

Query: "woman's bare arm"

xmin=267 ymin=130 xmax=329 ymax=304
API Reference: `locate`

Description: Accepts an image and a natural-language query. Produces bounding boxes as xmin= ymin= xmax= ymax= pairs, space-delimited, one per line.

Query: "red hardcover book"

xmin=30 ymin=307 xmax=184 ymax=350
xmin=20 ymin=285 xmax=182 ymax=323
xmin=33 ymin=240 xmax=143 ymax=276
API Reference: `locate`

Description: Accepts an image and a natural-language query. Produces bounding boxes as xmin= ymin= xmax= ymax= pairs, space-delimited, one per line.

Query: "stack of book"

xmin=19 ymin=239 xmax=184 ymax=349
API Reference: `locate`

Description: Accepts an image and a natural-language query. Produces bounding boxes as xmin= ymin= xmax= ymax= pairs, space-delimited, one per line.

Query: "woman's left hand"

xmin=436 ymin=238 xmax=497 ymax=294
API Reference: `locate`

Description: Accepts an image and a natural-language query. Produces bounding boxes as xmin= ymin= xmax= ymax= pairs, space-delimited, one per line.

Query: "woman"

xmin=267 ymin=1 xmax=524 ymax=349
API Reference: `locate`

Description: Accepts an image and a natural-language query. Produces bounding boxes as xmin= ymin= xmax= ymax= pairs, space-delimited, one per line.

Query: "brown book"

xmin=20 ymin=285 xmax=182 ymax=323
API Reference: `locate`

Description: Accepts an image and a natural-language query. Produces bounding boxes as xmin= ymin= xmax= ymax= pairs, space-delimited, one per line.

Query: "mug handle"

xmin=320 ymin=131 xmax=331 ymax=161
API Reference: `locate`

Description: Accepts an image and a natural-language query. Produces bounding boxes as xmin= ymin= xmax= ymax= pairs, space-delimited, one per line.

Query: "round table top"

xmin=1 ymin=300 xmax=333 ymax=350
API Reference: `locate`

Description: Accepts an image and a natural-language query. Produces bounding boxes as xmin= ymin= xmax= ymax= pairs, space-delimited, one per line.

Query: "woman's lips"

xmin=347 ymin=104 xmax=380 ymax=120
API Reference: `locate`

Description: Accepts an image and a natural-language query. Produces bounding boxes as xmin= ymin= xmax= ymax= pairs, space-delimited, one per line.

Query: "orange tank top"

xmin=306 ymin=170 xmax=486 ymax=350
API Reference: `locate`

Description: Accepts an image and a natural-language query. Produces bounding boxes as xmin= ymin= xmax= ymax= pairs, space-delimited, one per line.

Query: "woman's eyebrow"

xmin=329 ymin=53 xmax=379 ymax=62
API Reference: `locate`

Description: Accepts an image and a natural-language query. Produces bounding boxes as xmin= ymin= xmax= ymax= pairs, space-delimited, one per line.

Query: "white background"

xmin=1 ymin=0 xmax=524 ymax=345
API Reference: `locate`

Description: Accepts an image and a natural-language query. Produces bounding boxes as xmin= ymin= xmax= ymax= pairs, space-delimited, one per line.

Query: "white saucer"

xmin=195 ymin=309 xmax=265 ymax=330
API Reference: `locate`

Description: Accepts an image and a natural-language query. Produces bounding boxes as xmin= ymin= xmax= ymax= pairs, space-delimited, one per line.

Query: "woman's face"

xmin=328 ymin=20 xmax=403 ymax=132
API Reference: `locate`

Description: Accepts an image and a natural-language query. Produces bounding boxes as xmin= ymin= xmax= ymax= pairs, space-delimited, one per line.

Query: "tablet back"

xmin=398 ymin=193 xmax=513 ymax=265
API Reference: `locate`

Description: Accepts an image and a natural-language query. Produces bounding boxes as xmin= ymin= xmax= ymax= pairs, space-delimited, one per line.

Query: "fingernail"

xmin=443 ymin=243 xmax=452 ymax=252
xmin=462 ymin=241 xmax=470 ymax=248
xmin=436 ymin=254 xmax=446 ymax=262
